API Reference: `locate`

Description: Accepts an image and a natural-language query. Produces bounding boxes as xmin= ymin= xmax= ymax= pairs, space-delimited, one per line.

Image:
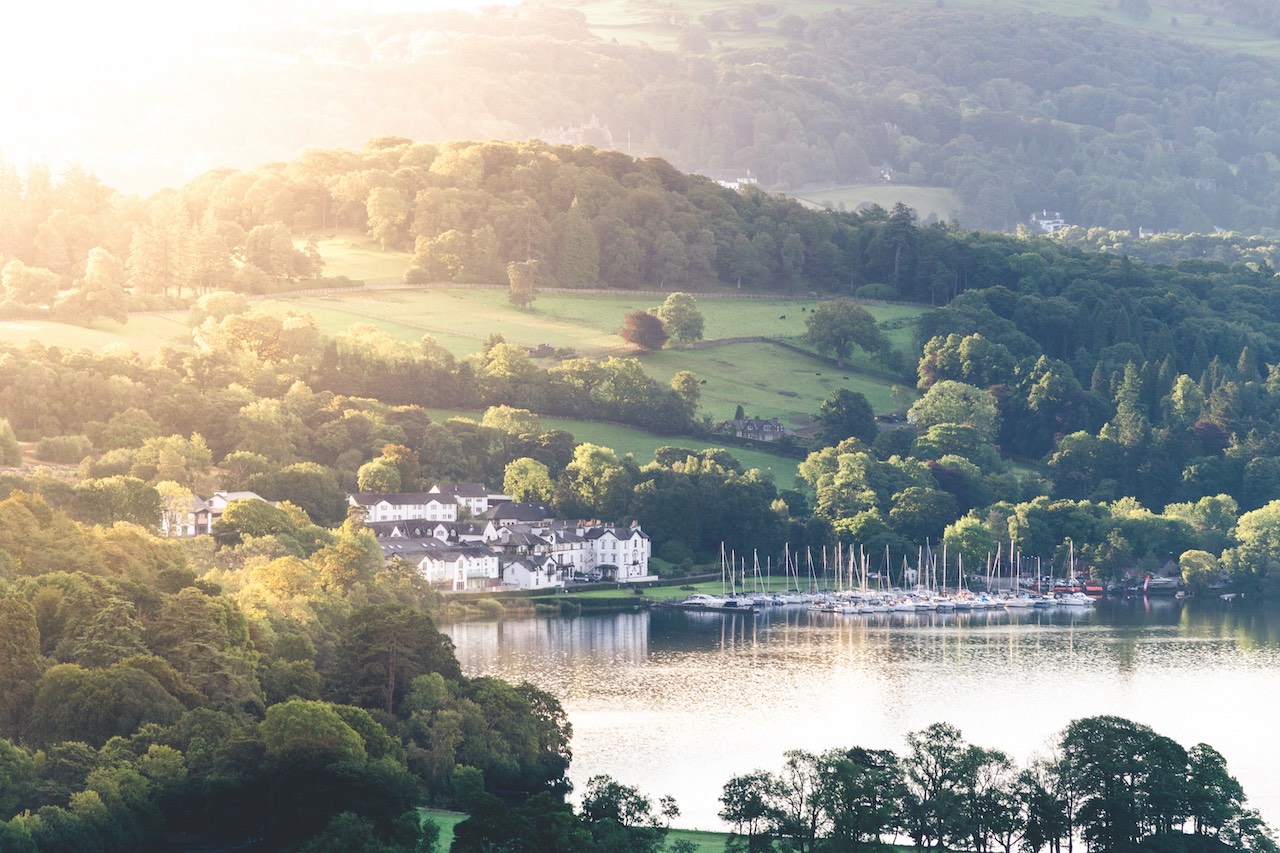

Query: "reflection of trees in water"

xmin=450 ymin=613 xmax=651 ymax=675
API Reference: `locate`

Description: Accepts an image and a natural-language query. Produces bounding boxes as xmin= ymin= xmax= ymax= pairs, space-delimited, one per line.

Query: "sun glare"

xmin=2 ymin=0 xmax=517 ymax=190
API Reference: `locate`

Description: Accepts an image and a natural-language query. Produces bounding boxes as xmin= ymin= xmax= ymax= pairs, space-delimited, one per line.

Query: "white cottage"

xmin=349 ymin=491 xmax=459 ymax=523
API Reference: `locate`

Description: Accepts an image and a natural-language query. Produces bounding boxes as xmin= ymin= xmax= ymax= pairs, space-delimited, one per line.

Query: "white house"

xmin=429 ymin=482 xmax=494 ymax=517
xmin=1029 ymin=209 xmax=1069 ymax=234
xmin=358 ymin=485 xmax=654 ymax=591
xmin=349 ymin=491 xmax=459 ymax=523
xmin=404 ymin=540 xmax=499 ymax=589
xmin=585 ymin=525 xmax=652 ymax=582
xmin=162 ymin=490 xmax=271 ymax=537
xmin=350 ymin=484 xmax=510 ymax=524
xmin=501 ymin=556 xmax=563 ymax=590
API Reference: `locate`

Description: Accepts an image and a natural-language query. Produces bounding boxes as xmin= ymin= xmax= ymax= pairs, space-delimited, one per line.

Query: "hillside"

xmin=6 ymin=1 xmax=1280 ymax=236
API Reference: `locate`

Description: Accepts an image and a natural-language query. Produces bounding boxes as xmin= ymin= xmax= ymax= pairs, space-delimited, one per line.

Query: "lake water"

xmin=447 ymin=598 xmax=1280 ymax=831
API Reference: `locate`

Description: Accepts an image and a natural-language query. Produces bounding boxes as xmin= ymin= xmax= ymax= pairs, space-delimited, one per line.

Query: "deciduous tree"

xmin=815 ymin=388 xmax=876 ymax=447
xmin=654 ymin=292 xmax=704 ymax=343
xmin=620 ymin=310 xmax=668 ymax=351
xmin=804 ymin=301 xmax=885 ymax=361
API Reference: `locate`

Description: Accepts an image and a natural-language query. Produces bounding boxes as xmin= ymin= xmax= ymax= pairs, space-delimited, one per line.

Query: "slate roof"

xmin=430 ymin=482 xmax=487 ymax=498
xmin=583 ymin=525 xmax=651 ymax=540
xmin=349 ymin=491 xmax=448 ymax=506
xmin=487 ymin=501 xmax=556 ymax=522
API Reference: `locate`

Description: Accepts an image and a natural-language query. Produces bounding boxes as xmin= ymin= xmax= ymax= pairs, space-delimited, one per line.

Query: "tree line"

xmin=713 ymin=718 xmax=1275 ymax=853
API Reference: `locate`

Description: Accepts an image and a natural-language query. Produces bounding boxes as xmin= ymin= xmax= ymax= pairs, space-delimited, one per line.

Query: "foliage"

xmin=621 ymin=310 xmax=669 ymax=351
xmin=814 ymin=389 xmax=877 ymax=448
xmin=804 ymin=301 xmax=886 ymax=361
xmin=655 ymin=292 xmax=705 ymax=344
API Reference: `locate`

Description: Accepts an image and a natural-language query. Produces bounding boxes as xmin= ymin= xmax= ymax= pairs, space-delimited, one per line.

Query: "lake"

xmin=447 ymin=598 xmax=1280 ymax=831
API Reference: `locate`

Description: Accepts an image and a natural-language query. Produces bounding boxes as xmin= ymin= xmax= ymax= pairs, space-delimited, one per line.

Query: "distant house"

xmin=1030 ymin=209 xmax=1069 ymax=234
xmin=429 ymin=482 xmax=494 ymax=517
xmin=699 ymin=168 xmax=759 ymax=191
xmin=502 ymin=556 xmax=563 ymax=590
xmin=355 ymin=485 xmax=654 ymax=590
xmin=584 ymin=525 xmax=652 ymax=582
xmin=715 ymin=417 xmax=796 ymax=443
xmin=348 ymin=484 xmax=505 ymax=524
xmin=380 ymin=538 xmax=502 ymax=591
xmin=164 ymin=490 xmax=271 ymax=537
xmin=349 ymin=492 xmax=458 ymax=523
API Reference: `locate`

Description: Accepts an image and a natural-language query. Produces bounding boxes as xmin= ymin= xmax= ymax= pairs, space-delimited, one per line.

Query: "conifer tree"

xmin=555 ymin=199 xmax=599 ymax=288
xmin=0 ymin=418 xmax=20 ymax=466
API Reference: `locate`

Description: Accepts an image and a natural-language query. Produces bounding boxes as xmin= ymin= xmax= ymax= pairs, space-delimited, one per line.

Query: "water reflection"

xmin=448 ymin=600 xmax=1280 ymax=832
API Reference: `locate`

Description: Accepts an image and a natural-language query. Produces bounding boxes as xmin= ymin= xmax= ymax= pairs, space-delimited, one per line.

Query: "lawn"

xmin=640 ymin=342 xmax=908 ymax=424
xmin=421 ymin=809 xmax=467 ymax=851
xmin=427 ymin=407 xmax=803 ymax=489
xmin=0 ymin=314 xmax=190 ymax=357
xmin=260 ymin=287 xmax=921 ymax=431
xmin=424 ymin=806 xmax=735 ymax=851
xmin=307 ymin=233 xmax=413 ymax=284
xmin=262 ymin=288 xmax=659 ymax=355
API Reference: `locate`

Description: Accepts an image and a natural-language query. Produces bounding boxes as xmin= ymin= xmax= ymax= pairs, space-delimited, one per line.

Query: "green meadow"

xmin=0 ymin=279 xmax=919 ymax=486
xmin=640 ymin=343 xmax=904 ymax=424
xmin=0 ymin=314 xmax=190 ymax=357
xmin=310 ymin=234 xmax=414 ymax=284
xmin=422 ymin=808 xmax=735 ymax=851
xmin=427 ymin=407 xmax=802 ymax=489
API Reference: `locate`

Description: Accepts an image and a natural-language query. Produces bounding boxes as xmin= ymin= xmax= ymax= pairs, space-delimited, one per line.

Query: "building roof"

xmin=366 ymin=520 xmax=437 ymax=538
xmin=349 ymin=491 xmax=450 ymax=507
xmin=487 ymin=501 xmax=556 ymax=522
xmin=583 ymin=525 xmax=650 ymax=541
xmin=430 ymin=482 xmax=488 ymax=498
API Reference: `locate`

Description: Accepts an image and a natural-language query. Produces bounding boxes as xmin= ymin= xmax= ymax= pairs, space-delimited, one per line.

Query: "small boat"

xmin=1142 ymin=575 xmax=1181 ymax=596
xmin=674 ymin=593 xmax=755 ymax=612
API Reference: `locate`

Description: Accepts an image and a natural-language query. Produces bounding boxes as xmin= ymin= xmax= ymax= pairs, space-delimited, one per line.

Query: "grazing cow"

xmin=779 ymin=314 xmax=786 ymax=319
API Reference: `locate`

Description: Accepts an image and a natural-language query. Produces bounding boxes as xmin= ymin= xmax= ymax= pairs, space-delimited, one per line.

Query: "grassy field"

xmin=640 ymin=342 xmax=905 ymax=423
xmin=0 ymin=314 xmax=190 ymax=357
xmin=790 ymin=184 xmax=964 ymax=223
xmin=263 ymin=284 xmax=921 ymax=429
xmin=568 ymin=575 xmax=831 ymax=602
xmin=427 ymin=407 xmax=803 ymax=488
xmin=421 ymin=809 xmax=468 ymax=850
xmin=262 ymin=287 xmax=663 ymax=355
xmin=309 ymin=235 xmax=413 ymax=284
xmin=423 ymin=807 xmax=734 ymax=851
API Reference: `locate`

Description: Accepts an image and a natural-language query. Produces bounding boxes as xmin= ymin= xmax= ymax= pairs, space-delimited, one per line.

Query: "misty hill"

xmin=8 ymin=1 xmax=1280 ymax=238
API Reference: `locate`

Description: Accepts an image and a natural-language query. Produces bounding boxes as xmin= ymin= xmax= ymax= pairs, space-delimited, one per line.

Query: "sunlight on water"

xmin=448 ymin=601 xmax=1280 ymax=831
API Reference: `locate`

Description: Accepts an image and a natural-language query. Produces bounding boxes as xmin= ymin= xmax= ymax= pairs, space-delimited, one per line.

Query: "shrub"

xmin=35 ymin=435 xmax=93 ymax=464
xmin=855 ymin=282 xmax=896 ymax=300
xmin=473 ymin=598 xmax=505 ymax=618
